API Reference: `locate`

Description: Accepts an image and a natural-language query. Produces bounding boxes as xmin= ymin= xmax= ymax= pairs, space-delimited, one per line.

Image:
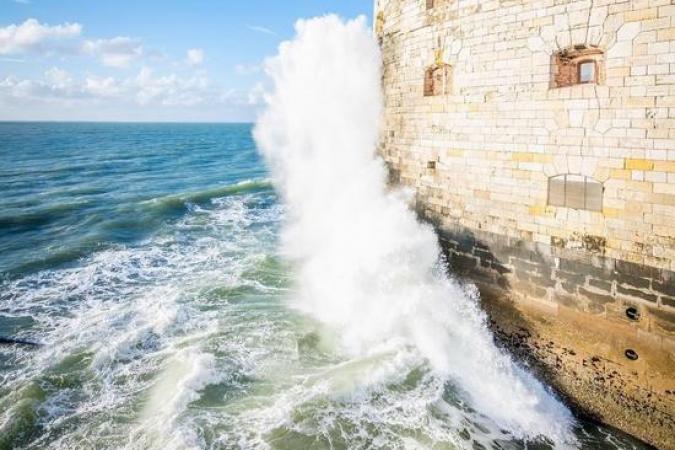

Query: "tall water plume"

xmin=254 ymin=15 xmax=576 ymax=446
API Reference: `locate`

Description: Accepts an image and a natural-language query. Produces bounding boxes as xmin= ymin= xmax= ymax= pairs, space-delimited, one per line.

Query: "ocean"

xmin=0 ymin=121 xmax=650 ymax=450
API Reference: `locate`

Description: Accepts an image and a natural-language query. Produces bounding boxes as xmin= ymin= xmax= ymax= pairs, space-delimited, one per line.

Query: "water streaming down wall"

xmin=253 ymin=15 xmax=577 ymax=446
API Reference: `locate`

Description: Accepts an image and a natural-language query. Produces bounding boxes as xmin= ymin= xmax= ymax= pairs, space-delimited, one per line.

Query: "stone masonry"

xmin=375 ymin=0 xmax=675 ymax=447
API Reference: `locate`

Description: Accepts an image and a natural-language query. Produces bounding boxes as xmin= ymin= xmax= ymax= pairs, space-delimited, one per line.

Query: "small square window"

xmin=585 ymin=181 xmax=603 ymax=211
xmin=553 ymin=47 xmax=604 ymax=88
xmin=565 ymin=178 xmax=586 ymax=209
xmin=424 ymin=64 xmax=452 ymax=97
xmin=579 ymin=61 xmax=595 ymax=83
xmin=548 ymin=177 xmax=566 ymax=206
xmin=548 ymin=174 xmax=603 ymax=212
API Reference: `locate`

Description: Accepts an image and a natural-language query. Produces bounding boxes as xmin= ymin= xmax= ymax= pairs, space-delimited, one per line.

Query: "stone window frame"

xmin=551 ymin=45 xmax=605 ymax=89
xmin=424 ymin=63 xmax=452 ymax=97
xmin=547 ymin=174 xmax=604 ymax=212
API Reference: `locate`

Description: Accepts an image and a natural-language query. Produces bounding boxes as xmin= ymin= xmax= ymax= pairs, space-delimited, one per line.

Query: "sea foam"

xmin=254 ymin=15 xmax=577 ymax=446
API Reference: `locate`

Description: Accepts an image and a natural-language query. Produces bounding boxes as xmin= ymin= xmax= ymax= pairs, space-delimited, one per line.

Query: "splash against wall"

xmin=254 ymin=15 xmax=576 ymax=445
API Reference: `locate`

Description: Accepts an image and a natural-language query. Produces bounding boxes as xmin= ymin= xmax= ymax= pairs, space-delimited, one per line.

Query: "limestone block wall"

xmin=376 ymin=0 xmax=675 ymax=315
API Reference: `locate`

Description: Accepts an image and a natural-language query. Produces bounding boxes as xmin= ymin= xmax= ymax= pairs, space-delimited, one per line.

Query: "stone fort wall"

xmin=375 ymin=0 xmax=675 ymax=446
xmin=376 ymin=0 xmax=675 ymax=325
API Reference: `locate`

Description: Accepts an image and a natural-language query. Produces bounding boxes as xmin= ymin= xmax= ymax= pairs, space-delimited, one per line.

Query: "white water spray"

xmin=255 ymin=15 xmax=576 ymax=446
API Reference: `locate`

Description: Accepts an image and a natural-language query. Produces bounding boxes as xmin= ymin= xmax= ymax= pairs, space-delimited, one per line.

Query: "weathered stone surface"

xmin=553 ymin=292 xmax=588 ymax=311
xmin=617 ymin=273 xmax=651 ymax=290
xmin=655 ymin=280 xmax=675 ymax=297
xmin=512 ymin=280 xmax=548 ymax=299
xmin=556 ymin=270 xmax=587 ymax=286
xmin=617 ymin=285 xmax=658 ymax=303
xmin=430 ymin=221 xmax=675 ymax=449
xmin=479 ymin=286 xmax=675 ymax=450
xmin=663 ymin=297 xmax=675 ymax=309
xmin=615 ymin=260 xmax=661 ymax=281
xmin=579 ymin=287 xmax=615 ymax=305
xmin=560 ymin=259 xmax=613 ymax=281
xmin=377 ymin=0 xmax=675 ymax=278
xmin=376 ymin=0 xmax=675 ymax=444
xmin=449 ymin=253 xmax=478 ymax=272
xmin=491 ymin=261 xmax=512 ymax=275
xmin=588 ymin=278 xmax=613 ymax=292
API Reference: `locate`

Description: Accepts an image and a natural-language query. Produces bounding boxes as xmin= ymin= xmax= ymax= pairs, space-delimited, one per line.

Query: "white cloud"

xmin=0 ymin=18 xmax=82 ymax=54
xmin=84 ymin=75 xmax=123 ymax=97
xmin=0 ymin=66 xmax=225 ymax=108
xmin=0 ymin=68 xmax=83 ymax=101
xmin=13 ymin=0 xmax=32 ymax=4
xmin=0 ymin=75 xmax=36 ymax=98
xmin=44 ymin=67 xmax=72 ymax=88
xmin=247 ymin=82 xmax=266 ymax=106
xmin=246 ymin=24 xmax=277 ymax=36
xmin=134 ymin=66 xmax=210 ymax=106
xmin=0 ymin=68 xmax=260 ymax=121
xmin=0 ymin=18 xmax=261 ymax=121
xmin=82 ymin=37 xmax=143 ymax=68
xmin=186 ymin=48 xmax=204 ymax=66
xmin=0 ymin=18 xmax=208 ymax=72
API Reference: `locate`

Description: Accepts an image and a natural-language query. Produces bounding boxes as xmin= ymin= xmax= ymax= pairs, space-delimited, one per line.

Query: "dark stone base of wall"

xmin=421 ymin=210 xmax=675 ymax=449
xmin=428 ymin=213 xmax=675 ymax=350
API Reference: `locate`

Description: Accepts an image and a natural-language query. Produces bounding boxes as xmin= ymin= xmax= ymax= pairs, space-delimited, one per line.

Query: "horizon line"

xmin=0 ymin=120 xmax=255 ymax=125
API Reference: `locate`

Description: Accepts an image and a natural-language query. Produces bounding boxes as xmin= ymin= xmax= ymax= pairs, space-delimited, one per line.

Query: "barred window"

xmin=548 ymin=175 xmax=603 ymax=211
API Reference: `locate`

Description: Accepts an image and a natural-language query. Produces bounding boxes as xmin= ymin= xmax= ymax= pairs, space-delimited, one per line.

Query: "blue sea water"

xmin=0 ymin=122 xmax=268 ymax=275
xmin=0 ymin=123 xmax=649 ymax=449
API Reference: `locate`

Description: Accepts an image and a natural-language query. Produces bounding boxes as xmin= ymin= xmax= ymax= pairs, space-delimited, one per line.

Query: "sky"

xmin=0 ymin=0 xmax=372 ymax=122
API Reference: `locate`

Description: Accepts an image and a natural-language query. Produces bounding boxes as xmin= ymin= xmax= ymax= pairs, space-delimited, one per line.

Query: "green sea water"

xmin=0 ymin=122 xmax=651 ymax=449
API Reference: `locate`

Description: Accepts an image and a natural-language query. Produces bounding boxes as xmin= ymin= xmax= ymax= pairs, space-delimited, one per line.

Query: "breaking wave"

xmin=0 ymin=20 xmax=650 ymax=450
xmin=254 ymin=15 xmax=576 ymax=446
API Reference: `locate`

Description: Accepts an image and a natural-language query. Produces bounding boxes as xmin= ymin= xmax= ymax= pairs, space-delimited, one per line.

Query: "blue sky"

xmin=0 ymin=0 xmax=372 ymax=121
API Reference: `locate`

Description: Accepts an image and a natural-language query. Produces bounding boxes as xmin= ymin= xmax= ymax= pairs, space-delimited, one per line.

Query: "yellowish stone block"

xmin=602 ymin=208 xmax=621 ymax=218
xmin=610 ymin=169 xmax=631 ymax=179
xmin=654 ymin=161 xmax=675 ymax=172
xmin=625 ymin=8 xmax=657 ymax=22
xmin=529 ymin=205 xmax=555 ymax=217
xmin=625 ymin=159 xmax=654 ymax=170
xmin=512 ymin=152 xmax=533 ymax=162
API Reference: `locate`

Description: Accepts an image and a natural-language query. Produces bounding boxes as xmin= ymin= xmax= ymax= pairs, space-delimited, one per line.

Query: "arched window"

xmin=553 ymin=45 xmax=604 ymax=88
xmin=424 ymin=64 xmax=452 ymax=97
xmin=548 ymin=174 xmax=603 ymax=211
